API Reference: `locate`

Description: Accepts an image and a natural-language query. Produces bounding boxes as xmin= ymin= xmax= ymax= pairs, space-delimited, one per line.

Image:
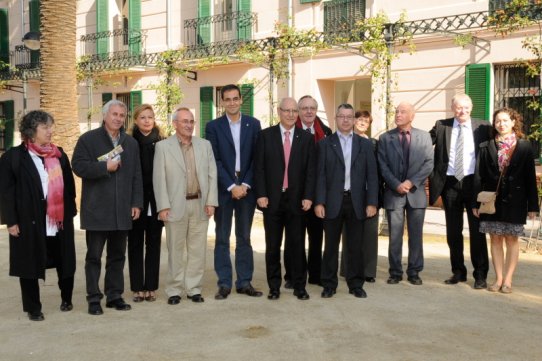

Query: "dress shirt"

xmin=447 ymin=119 xmax=476 ymax=177
xmin=338 ymin=131 xmax=353 ymax=191
xmin=279 ymin=124 xmax=294 ymax=145
xmin=179 ymin=139 xmax=200 ymax=196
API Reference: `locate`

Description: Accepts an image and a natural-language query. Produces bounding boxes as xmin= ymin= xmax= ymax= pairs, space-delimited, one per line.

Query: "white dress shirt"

xmin=447 ymin=119 xmax=476 ymax=177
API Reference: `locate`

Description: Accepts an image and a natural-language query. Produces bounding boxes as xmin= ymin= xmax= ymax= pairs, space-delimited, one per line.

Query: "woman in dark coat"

xmin=0 ymin=110 xmax=77 ymax=321
xmin=127 ymin=104 xmax=164 ymax=302
xmin=473 ymin=108 xmax=539 ymax=294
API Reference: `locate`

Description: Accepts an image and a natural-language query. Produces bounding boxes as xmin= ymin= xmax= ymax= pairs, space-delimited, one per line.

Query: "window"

xmin=494 ymin=63 xmax=541 ymax=139
xmin=0 ymin=8 xmax=9 ymax=67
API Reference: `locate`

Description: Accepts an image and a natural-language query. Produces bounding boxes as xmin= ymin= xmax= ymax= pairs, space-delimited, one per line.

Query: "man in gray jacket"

xmin=72 ymin=100 xmax=143 ymax=315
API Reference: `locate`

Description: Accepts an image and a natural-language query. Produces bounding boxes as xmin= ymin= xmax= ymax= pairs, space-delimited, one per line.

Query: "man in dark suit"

xmin=205 ymin=84 xmax=263 ymax=300
xmin=378 ymin=102 xmax=434 ymax=285
xmin=429 ymin=94 xmax=490 ymax=289
xmin=254 ymin=97 xmax=316 ymax=300
xmin=315 ymin=103 xmax=378 ymax=299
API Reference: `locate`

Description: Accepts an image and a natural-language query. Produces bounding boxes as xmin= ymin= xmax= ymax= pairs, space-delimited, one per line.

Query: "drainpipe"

xmin=287 ymin=0 xmax=293 ymax=97
xmin=20 ymin=0 xmax=25 ymax=39
xmin=166 ymin=0 xmax=172 ymax=48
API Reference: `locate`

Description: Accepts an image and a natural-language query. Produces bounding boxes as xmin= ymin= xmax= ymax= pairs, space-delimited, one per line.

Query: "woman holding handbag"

xmin=472 ymin=108 xmax=539 ymax=294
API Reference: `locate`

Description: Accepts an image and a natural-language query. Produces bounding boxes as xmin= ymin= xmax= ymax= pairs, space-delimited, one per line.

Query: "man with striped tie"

xmin=429 ymin=94 xmax=491 ymax=289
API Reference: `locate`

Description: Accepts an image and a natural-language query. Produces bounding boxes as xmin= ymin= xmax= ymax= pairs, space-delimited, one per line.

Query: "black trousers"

xmin=263 ymin=191 xmax=307 ymax=291
xmin=85 ymin=230 xmax=128 ymax=303
xmin=128 ymin=214 xmax=163 ymax=292
xmin=321 ymin=194 xmax=365 ymax=290
xmin=442 ymin=175 xmax=489 ymax=280
xmin=19 ymin=236 xmax=74 ymax=313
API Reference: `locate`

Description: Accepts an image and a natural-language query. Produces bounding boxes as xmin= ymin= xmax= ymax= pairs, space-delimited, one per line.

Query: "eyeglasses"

xmin=300 ymin=106 xmax=317 ymax=112
xmin=280 ymin=108 xmax=299 ymax=115
xmin=336 ymin=115 xmax=354 ymax=120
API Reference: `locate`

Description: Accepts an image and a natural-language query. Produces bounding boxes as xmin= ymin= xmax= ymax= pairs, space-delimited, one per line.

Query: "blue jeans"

xmin=214 ymin=191 xmax=256 ymax=289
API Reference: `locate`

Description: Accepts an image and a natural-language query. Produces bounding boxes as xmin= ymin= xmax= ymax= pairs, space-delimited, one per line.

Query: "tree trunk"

xmin=40 ymin=0 xmax=78 ymax=156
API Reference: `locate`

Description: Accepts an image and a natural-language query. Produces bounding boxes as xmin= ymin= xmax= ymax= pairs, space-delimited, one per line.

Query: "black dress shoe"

xmin=167 ymin=295 xmax=181 ymax=305
xmin=284 ymin=280 xmax=293 ymax=289
xmin=365 ymin=277 xmax=376 ymax=283
xmin=473 ymin=278 xmax=487 ymax=289
xmin=188 ymin=294 xmax=204 ymax=303
xmin=444 ymin=274 xmax=467 ymax=285
xmin=267 ymin=289 xmax=280 ymax=300
xmin=106 ymin=298 xmax=132 ymax=311
xmin=88 ymin=302 xmax=103 ymax=315
xmin=28 ymin=311 xmax=44 ymax=321
xmin=60 ymin=301 xmax=73 ymax=312
xmin=236 ymin=284 xmax=263 ymax=297
xmin=214 ymin=287 xmax=231 ymax=300
xmin=293 ymin=289 xmax=310 ymax=300
xmin=321 ymin=287 xmax=336 ymax=298
xmin=387 ymin=276 xmax=403 ymax=284
xmin=407 ymin=275 xmax=423 ymax=285
xmin=349 ymin=288 xmax=367 ymax=298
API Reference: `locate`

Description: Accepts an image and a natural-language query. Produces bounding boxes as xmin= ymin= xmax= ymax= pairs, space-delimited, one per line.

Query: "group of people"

xmin=0 ymin=86 xmax=538 ymax=321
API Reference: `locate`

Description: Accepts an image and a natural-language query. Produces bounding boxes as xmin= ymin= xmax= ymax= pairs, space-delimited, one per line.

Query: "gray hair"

xmin=336 ymin=103 xmax=354 ymax=116
xmin=19 ymin=110 xmax=54 ymax=142
xmin=102 ymin=99 xmax=127 ymax=118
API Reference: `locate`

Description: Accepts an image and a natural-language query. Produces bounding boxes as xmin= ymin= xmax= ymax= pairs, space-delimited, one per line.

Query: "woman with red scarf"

xmin=473 ymin=108 xmax=539 ymax=294
xmin=0 ymin=110 xmax=77 ymax=321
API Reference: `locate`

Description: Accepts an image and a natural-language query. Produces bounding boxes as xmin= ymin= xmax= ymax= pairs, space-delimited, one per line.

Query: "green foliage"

xmin=453 ymin=33 xmax=475 ymax=48
xmin=488 ymin=0 xmax=536 ymax=37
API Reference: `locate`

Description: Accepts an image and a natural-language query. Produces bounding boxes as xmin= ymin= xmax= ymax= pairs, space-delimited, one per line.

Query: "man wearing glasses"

xmin=314 ymin=103 xmax=378 ymax=299
xmin=205 ymin=84 xmax=263 ymax=300
xmin=254 ymin=97 xmax=316 ymax=300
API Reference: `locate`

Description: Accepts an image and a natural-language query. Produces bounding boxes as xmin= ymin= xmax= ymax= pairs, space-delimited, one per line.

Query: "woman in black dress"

xmin=0 ymin=110 xmax=77 ymax=321
xmin=473 ymin=108 xmax=539 ymax=294
xmin=128 ymin=104 xmax=164 ymax=302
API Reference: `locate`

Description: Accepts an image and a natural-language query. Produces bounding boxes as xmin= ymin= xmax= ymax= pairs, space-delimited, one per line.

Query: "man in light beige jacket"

xmin=153 ymin=107 xmax=218 ymax=304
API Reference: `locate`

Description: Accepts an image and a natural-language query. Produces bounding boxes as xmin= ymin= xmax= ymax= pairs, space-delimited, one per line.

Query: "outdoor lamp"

xmin=22 ymin=31 xmax=41 ymax=50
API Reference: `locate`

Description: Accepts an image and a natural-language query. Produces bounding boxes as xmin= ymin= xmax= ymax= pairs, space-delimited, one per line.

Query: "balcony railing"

xmin=11 ymin=45 xmax=40 ymax=70
xmin=324 ymin=0 xmax=366 ymax=36
xmin=80 ymin=28 xmax=146 ymax=62
xmin=184 ymin=11 xmax=257 ymax=47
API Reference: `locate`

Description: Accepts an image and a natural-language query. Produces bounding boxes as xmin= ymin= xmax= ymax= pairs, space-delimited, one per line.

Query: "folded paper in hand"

xmin=97 ymin=145 xmax=123 ymax=162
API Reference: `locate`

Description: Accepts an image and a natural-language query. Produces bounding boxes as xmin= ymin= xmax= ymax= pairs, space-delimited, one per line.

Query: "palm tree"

xmin=40 ymin=0 xmax=78 ymax=155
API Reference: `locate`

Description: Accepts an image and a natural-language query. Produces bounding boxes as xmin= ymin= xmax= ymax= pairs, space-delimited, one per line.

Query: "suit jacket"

xmin=205 ymin=114 xmax=261 ymax=205
xmin=153 ymin=135 xmax=218 ymax=222
xmin=315 ymin=133 xmax=378 ymax=220
xmin=254 ymin=125 xmax=316 ymax=215
xmin=429 ymin=118 xmax=491 ymax=205
xmin=378 ymin=127 xmax=434 ymax=209
xmin=473 ymin=138 xmax=539 ymax=224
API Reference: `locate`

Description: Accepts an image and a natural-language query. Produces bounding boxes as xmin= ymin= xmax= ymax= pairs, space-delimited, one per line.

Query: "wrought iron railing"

xmin=11 ymin=45 xmax=40 ymax=70
xmin=184 ymin=11 xmax=257 ymax=47
xmin=489 ymin=0 xmax=542 ymax=19
xmin=323 ymin=0 xmax=365 ymax=36
xmin=79 ymin=28 xmax=146 ymax=60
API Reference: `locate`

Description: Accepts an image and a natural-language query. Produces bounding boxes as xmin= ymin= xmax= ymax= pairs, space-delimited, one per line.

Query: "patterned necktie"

xmin=306 ymin=127 xmax=312 ymax=134
xmin=283 ymin=130 xmax=291 ymax=189
xmin=401 ymin=131 xmax=410 ymax=181
xmin=455 ymin=124 xmax=464 ymax=181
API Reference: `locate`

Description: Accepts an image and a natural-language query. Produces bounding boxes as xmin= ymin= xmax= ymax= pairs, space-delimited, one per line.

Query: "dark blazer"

xmin=473 ymin=138 xmax=539 ymax=224
xmin=254 ymin=125 xmax=316 ymax=215
xmin=429 ymin=118 xmax=492 ymax=205
xmin=0 ymin=144 xmax=77 ymax=280
xmin=315 ymin=133 xmax=379 ymax=220
xmin=205 ymin=114 xmax=261 ymax=205
xmin=378 ymin=127 xmax=434 ymax=209
xmin=72 ymin=126 xmax=143 ymax=231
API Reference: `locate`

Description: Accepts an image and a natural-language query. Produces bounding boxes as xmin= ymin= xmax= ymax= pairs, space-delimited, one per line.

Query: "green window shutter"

xmin=128 ymin=0 xmax=141 ymax=55
xmin=128 ymin=90 xmax=142 ymax=130
xmin=3 ymin=100 xmax=15 ymax=150
xmin=237 ymin=0 xmax=252 ymax=41
xmin=102 ymin=92 xmax=113 ymax=105
xmin=466 ymin=63 xmax=491 ymax=121
xmin=240 ymin=84 xmax=254 ymax=117
xmin=0 ymin=9 xmax=9 ymax=66
xmin=200 ymin=86 xmax=214 ymax=137
xmin=198 ymin=0 xmax=211 ymax=45
xmin=29 ymin=1 xmax=40 ymax=67
xmin=96 ymin=0 xmax=109 ymax=58
xmin=300 ymin=0 xmax=319 ymax=3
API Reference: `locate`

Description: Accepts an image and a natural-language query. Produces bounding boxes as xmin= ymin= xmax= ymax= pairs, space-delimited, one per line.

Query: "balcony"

xmin=323 ymin=0 xmax=366 ymax=37
xmin=79 ymin=28 xmax=147 ymax=69
xmin=184 ymin=11 xmax=257 ymax=48
xmin=489 ymin=0 xmax=542 ymax=20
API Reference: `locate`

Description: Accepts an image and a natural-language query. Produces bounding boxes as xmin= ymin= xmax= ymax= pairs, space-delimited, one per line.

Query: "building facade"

xmin=0 ymin=0 xmax=540 ymax=151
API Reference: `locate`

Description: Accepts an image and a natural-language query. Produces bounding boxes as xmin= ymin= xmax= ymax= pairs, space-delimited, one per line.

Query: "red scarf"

xmin=26 ymin=141 xmax=64 ymax=228
xmin=295 ymin=116 xmax=326 ymax=142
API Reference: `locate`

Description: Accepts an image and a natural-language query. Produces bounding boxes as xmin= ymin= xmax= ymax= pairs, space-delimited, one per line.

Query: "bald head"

xmin=394 ymin=102 xmax=415 ymax=130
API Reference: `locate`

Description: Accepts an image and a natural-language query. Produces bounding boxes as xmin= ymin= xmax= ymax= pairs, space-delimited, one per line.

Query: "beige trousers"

xmin=165 ymin=199 xmax=209 ymax=297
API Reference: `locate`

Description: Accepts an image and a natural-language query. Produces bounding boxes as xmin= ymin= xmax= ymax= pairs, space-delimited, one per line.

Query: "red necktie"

xmin=283 ymin=130 xmax=291 ymax=189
